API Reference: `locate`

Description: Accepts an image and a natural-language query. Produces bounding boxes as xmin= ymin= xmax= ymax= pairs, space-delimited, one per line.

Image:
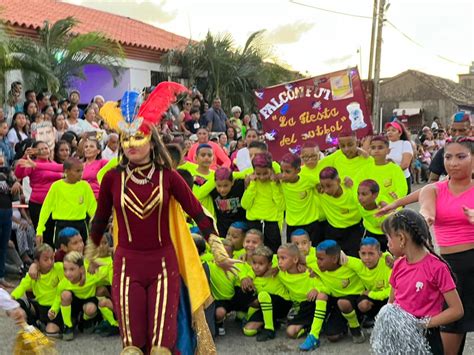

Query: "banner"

xmin=255 ymin=68 xmax=372 ymax=160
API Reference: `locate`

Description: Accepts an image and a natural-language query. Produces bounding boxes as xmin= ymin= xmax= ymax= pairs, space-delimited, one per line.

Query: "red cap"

xmin=385 ymin=121 xmax=403 ymax=133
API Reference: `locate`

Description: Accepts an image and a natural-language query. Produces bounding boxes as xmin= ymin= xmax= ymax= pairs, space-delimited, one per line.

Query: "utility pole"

xmin=372 ymin=0 xmax=385 ymax=133
xmin=368 ymin=0 xmax=379 ymax=80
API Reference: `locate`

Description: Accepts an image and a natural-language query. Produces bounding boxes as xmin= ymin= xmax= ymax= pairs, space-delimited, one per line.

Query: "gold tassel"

xmin=14 ymin=323 xmax=58 ymax=355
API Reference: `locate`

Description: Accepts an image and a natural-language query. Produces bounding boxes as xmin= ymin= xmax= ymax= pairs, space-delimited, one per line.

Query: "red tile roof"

xmin=0 ymin=0 xmax=190 ymax=52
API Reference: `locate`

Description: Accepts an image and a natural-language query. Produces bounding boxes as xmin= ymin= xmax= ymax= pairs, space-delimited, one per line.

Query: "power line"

xmin=289 ymin=0 xmax=471 ymax=68
xmin=289 ymin=0 xmax=373 ymax=19
xmin=386 ymin=20 xmax=470 ymax=67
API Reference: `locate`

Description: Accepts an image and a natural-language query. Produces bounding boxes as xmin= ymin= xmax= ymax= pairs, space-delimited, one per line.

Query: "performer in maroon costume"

xmin=87 ymin=84 xmax=235 ymax=355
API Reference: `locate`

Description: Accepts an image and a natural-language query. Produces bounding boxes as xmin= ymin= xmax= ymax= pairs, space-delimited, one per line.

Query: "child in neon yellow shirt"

xmin=318 ymin=167 xmax=363 ymax=257
xmin=49 ymin=251 xmax=107 ymax=341
xmin=357 ymin=179 xmax=389 ymax=251
xmin=343 ymin=237 xmax=392 ymax=327
xmin=280 ymin=153 xmax=323 ymax=245
xmin=36 ymin=158 xmax=96 ymax=246
xmin=290 ymin=229 xmax=317 ymax=271
xmin=190 ymin=144 xmax=215 ymax=217
xmin=226 ymin=221 xmax=248 ymax=259
xmin=243 ymin=246 xmax=292 ymax=341
xmin=11 ymin=244 xmax=63 ymax=336
xmin=301 ymin=240 xmax=365 ymax=350
xmin=276 ymin=243 xmax=325 ymax=351
xmin=354 ymin=135 xmax=407 ymax=204
xmin=241 ymin=153 xmax=284 ymax=253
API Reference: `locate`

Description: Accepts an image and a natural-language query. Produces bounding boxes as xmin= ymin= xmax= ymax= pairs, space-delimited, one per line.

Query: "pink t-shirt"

xmin=390 ymin=253 xmax=456 ymax=318
xmin=434 ymin=181 xmax=474 ymax=247
xmin=14 ymin=159 xmax=63 ymax=204
xmin=82 ymin=159 xmax=108 ymax=198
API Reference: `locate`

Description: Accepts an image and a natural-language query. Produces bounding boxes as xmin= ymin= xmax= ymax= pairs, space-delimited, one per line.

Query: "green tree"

xmin=8 ymin=16 xmax=124 ymax=97
xmin=161 ymin=31 xmax=303 ymax=112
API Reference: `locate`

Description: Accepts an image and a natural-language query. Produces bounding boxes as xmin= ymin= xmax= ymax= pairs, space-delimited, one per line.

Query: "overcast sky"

xmin=65 ymin=0 xmax=474 ymax=81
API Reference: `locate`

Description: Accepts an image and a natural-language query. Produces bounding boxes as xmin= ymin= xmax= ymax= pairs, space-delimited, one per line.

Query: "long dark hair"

xmin=382 ymin=209 xmax=456 ymax=280
xmin=118 ymin=125 xmax=173 ymax=171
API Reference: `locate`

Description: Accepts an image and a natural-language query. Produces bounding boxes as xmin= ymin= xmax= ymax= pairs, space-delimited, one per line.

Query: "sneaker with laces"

xmin=63 ymin=326 xmax=74 ymax=341
xmin=256 ymin=329 xmax=275 ymax=342
xmin=299 ymin=334 xmax=320 ymax=351
xmin=350 ymin=326 xmax=366 ymax=343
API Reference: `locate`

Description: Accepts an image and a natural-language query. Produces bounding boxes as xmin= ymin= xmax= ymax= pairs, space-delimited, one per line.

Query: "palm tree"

xmin=161 ymin=31 xmax=302 ymax=112
xmin=8 ymin=16 xmax=124 ymax=96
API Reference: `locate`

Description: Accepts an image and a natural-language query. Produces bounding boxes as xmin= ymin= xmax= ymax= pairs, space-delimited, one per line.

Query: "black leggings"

xmin=53 ymin=219 xmax=89 ymax=248
xmin=29 ymin=201 xmax=55 ymax=248
xmin=247 ymin=220 xmax=281 ymax=254
xmin=325 ymin=222 xmax=364 ymax=257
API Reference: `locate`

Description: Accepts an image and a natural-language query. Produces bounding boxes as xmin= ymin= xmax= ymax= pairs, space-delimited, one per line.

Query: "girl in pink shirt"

xmin=382 ymin=209 xmax=463 ymax=355
xmin=15 ymin=141 xmax=63 ymax=247
xmin=81 ymin=139 xmax=108 ymax=199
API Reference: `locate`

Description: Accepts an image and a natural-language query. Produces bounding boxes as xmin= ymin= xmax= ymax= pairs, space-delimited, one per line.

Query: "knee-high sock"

xmin=342 ymin=309 xmax=359 ymax=328
xmin=310 ymin=300 xmax=327 ymax=338
xmin=258 ymin=291 xmax=274 ymax=331
xmin=247 ymin=306 xmax=258 ymax=320
xmin=99 ymin=306 xmax=119 ymax=326
xmin=61 ymin=305 xmax=72 ymax=328
xmin=243 ymin=328 xmax=258 ymax=336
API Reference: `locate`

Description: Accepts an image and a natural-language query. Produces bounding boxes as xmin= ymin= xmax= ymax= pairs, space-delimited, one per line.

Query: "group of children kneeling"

xmin=194 ymin=207 xmax=463 ymax=354
xmin=9 ymin=227 xmax=118 ymax=341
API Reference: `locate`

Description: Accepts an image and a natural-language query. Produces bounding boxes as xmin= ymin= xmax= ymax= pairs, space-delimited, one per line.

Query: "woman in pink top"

xmin=382 ymin=209 xmax=463 ymax=355
xmin=187 ymin=127 xmax=231 ymax=169
xmin=419 ymin=137 xmax=474 ymax=354
xmin=81 ymin=138 xmax=108 ymax=199
xmin=15 ymin=141 xmax=63 ymax=247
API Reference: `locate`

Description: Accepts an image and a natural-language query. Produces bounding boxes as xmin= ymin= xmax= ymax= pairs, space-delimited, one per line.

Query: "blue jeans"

xmin=0 ymin=208 xmax=13 ymax=279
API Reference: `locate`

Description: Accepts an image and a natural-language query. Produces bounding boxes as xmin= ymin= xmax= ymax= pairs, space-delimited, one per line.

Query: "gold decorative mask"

xmin=120 ymin=131 xmax=151 ymax=149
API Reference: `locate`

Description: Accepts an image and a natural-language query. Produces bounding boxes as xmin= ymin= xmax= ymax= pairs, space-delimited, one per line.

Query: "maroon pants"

xmin=113 ymin=245 xmax=180 ymax=353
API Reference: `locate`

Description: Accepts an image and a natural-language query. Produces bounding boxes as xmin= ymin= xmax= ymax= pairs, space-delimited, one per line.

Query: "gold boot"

xmin=120 ymin=346 xmax=144 ymax=355
xmin=150 ymin=346 xmax=172 ymax=355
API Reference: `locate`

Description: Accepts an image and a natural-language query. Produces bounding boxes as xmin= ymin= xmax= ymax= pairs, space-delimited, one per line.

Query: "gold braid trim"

xmin=193 ymin=307 xmax=216 ymax=355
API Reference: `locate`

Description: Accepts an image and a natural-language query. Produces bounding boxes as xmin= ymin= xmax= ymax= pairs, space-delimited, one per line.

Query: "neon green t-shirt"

xmin=277 ymin=270 xmax=323 ymax=303
xmin=308 ymin=262 xmax=364 ymax=298
xmin=241 ymin=180 xmax=284 ymax=222
xmin=11 ymin=263 xmax=64 ymax=307
xmin=233 ymin=161 xmax=281 ymax=180
xmin=37 ymin=180 xmax=97 ymax=236
xmin=281 ymin=175 xmax=320 ymax=226
xmin=253 ymin=276 xmax=290 ymax=300
xmin=304 ymin=246 xmax=318 ymax=271
xmin=354 ymin=161 xmax=407 ymax=204
xmin=345 ymin=254 xmax=392 ymax=300
xmin=357 ymin=204 xmax=387 ymax=235
xmin=233 ymin=248 xmax=246 ymax=259
xmin=319 ymin=187 xmax=361 ymax=228
xmin=50 ymin=269 xmax=108 ymax=313
xmin=189 ymin=167 xmax=216 ymax=217
xmin=207 ymin=261 xmax=236 ymax=301
xmin=318 ymin=150 xmax=372 ymax=180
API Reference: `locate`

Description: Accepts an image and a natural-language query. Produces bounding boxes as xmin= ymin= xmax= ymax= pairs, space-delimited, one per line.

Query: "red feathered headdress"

xmin=137 ymin=81 xmax=189 ymax=134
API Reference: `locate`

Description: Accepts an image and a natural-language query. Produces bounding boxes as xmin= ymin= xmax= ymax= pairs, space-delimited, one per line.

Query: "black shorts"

xmin=356 ymin=294 xmax=387 ymax=318
xmin=324 ymin=295 xmax=361 ymax=336
xmin=287 ymin=301 xmax=315 ymax=327
xmin=215 ymin=287 xmax=256 ymax=313
xmin=362 ymin=231 xmax=388 ymax=252
xmin=247 ymin=220 xmax=281 ymax=254
xmin=17 ymin=299 xmax=63 ymax=327
xmin=441 ymin=248 xmax=474 ymax=333
xmin=287 ymin=221 xmax=325 ymax=246
xmin=70 ymin=294 xmax=99 ymax=325
xmin=325 ymin=222 xmax=364 ymax=257
xmin=425 ymin=327 xmax=443 ymax=355
xmin=248 ymin=294 xmax=292 ymax=323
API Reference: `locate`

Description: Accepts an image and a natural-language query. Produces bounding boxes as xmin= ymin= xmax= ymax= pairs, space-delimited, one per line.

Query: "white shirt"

xmin=388 ymin=140 xmax=414 ymax=178
xmin=66 ymin=118 xmax=90 ymax=136
xmin=0 ymin=288 xmax=19 ymax=311
xmin=102 ymin=146 xmax=118 ymax=161
xmin=6 ymin=128 xmax=28 ymax=147
xmin=235 ymin=147 xmax=252 ymax=171
xmin=431 ymin=121 xmax=439 ymax=130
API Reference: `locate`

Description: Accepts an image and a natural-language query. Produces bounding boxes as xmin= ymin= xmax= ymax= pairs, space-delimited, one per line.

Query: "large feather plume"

xmin=120 ymin=91 xmax=140 ymax=124
xmin=138 ymin=81 xmax=189 ymax=134
xmin=99 ymin=101 xmax=123 ymax=132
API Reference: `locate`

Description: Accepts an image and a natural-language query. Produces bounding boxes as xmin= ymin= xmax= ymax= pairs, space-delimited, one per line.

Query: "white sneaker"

xmin=218 ymin=326 xmax=226 ymax=336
